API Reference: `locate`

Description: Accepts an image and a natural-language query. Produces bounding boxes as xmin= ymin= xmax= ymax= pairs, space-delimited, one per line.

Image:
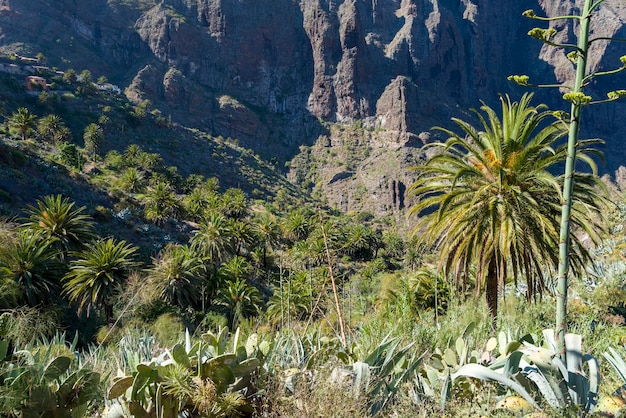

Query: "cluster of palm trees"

xmin=0 ymin=181 xmax=390 ymax=335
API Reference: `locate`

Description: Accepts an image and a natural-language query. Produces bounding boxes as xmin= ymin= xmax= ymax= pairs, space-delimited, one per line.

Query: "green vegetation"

xmin=0 ymin=5 xmax=625 ymax=418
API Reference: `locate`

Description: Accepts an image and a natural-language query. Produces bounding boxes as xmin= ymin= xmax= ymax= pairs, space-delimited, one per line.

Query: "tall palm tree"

xmin=282 ymin=208 xmax=312 ymax=242
xmin=83 ymin=123 xmax=103 ymax=161
xmin=409 ymin=94 xmax=606 ymax=318
xmin=8 ymin=107 xmax=37 ymax=141
xmin=228 ymin=219 xmax=254 ymax=256
xmin=62 ymin=238 xmax=140 ymax=322
xmin=148 ymin=244 xmax=207 ymax=309
xmin=21 ymin=195 xmax=96 ymax=254
xmin=253 ymin=213 xmax=281 ymax=268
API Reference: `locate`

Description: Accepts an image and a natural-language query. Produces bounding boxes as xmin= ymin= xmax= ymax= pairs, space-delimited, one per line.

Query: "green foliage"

xmin=107 ymin=327 xmax=270 ymax=418
xmin=148 ymin=244 xmax=207 ymax=309
xmin=57 ymin=141 xmax=82 ymax=169
xmin=21 ymin=194 xmax=96 ymax=254
xmin=0 ymin=229 xmax=63 ymax=306
xmin=0 ymin=320 xmax=102 ymax=418
xmin=37 ymin=114 xmax=71 ymax=144
xmin=215 ymin=278 xmax=262 ymax=329
xmin=8 ymin=107 xmax=37 ymax=141
xmin=83 ymin=123 xmax=104 ymax=161
xmin=143 ymin=181 xmax=179 ymax=224
xmin=62 ymin=238 xmax=140 ymax=322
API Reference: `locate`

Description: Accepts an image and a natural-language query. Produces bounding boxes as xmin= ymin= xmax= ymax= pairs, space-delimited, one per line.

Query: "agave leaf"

xmin=352 ymin=361 xmax=371 ymax=396
xmin=363 ymin=335 xmax=396 ymax=366
xmin=217 ymin=327 xmax=229 ymax=355
xmin=440 ymin=368 xmax=451 ymax=410
xmin=453 ymin=363 xmax=540 ymax=410
xmin=108 ymin=376 xmax=134 ymax=399
xmin=420 ymin=369 xmax=435 ymax=398
xmin=461 ymin=322 xmax=475 ymax=339
xmin=584 ymin=354 xmax=600 ymax=412
xmin=185 ymin=328 xmax=191 ymax=353
xmin=232 ymin=327 xmax=240 ymax=354
xmin=43 ymin=356 xmax=72 ymax=380
xmin=522 ymin=365 xmax=563 ymax=409
xmin=603 ymin=347 xmax=626 ymax=384
xmin=542 ymin=329 xmax=557 ymax=352
xmin=565 ymin=334 xmax=583 ymax=374
xmin=503 ymin=350 xmax=523 ymax=378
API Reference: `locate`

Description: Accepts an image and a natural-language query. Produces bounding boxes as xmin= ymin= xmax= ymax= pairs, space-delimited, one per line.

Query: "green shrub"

xmin=150 ymin=312 xmax=184 ymax=346
xmin=57 ymin=141 xmax=82 ymax=169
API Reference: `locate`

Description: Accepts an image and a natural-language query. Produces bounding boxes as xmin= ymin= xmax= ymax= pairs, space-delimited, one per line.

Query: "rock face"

xmin=1 ymin=0 xmax=625 ymax=215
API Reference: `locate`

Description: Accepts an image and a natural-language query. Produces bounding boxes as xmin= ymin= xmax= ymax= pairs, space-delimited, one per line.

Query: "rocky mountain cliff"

xmin=1 ymin=0 xmax=625 ymax=217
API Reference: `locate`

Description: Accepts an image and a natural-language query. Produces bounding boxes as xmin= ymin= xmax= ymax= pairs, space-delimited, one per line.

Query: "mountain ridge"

xmin=0 ymin=0 xmax=625 ymax=216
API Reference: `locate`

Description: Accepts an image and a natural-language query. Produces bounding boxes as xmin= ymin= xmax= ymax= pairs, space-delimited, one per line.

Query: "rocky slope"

xmin=0 ymin=0 xmax=625 ymax=217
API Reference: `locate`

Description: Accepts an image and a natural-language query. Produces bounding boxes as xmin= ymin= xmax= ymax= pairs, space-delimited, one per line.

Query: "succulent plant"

xmin=106 ymin=327 xmax=270 ymax=417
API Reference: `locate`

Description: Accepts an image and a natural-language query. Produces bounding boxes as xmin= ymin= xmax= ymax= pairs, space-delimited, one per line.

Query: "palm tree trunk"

xmin=486 ymin=258 xmax=498 ymax=320
xmin=555 ymin=0 xmax=592 ymax=362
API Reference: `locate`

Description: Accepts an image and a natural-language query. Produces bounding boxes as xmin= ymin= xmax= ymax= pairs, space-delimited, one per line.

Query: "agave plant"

xmin=447 ymin=329 xmax=601 ymax=415
xmin=0 ymin=313 xmax=102 ymax=418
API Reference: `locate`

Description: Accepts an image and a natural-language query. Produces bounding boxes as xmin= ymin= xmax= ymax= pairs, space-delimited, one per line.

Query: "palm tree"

xmin=228 ymin=219 xmax=254 ymax=256
xmin=191 ymin=211 xmax=233 ymax=263
xmin=343 ymin=224 xmax=382 ymax=261
xmin=62 ymin=238 xmax=140 ymax=322
xmin=37 ymin=114 xmax=70 ymax=144
xmin=21 ymin=195 xmax=96 ymax=254
xmin=0 ymin=230 xmax=63 ymax=306
xmin=148 ymin=244 xmax=207 ymax=309
xmin=8 ymin=107 xmax=37 ymax=141
xmin=282 ymin=208 xmax=312 ymax=242
xmin=253 ymin=213 xmax=281 ymax=268
xmin=218 ymin=255 xmax=252 ymax=282
xmin=119 ymin=167 xmax=145 ymax=193
xmin=214 ymin=278 xmax=262 ymax=328
xmin=144 ymin=181 xmax=179 ymax=225
xmin=220 ymin=188 xmax=248 ymax=219
xmin=83 ymin=123 xmax=103 ymax=161
xmin=409 ymin=94 xmax=605 ymax=319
